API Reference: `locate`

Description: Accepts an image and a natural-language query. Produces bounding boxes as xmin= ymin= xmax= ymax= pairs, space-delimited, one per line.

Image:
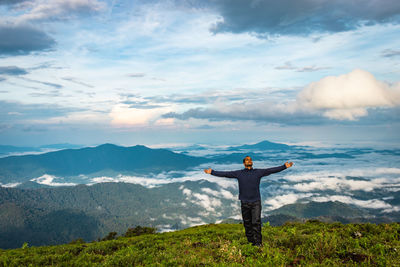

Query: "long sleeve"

xmin=211 ymin=170 xmax=240 ymax=179
xmin=259 ymin=164 xmax=286 ymax=177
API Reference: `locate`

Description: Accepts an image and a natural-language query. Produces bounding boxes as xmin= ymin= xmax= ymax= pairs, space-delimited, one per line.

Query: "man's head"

xmin=243 ymin=156 xmax=253 ymax=169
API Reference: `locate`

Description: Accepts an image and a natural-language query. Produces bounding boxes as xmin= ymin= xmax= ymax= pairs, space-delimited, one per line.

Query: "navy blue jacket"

xmin=211 ymin=165 xmax=287 ymax=202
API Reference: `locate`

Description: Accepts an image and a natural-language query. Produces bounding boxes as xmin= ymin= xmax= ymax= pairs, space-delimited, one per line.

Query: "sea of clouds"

xmin=14 ymin=144 xmax=398 ymax=219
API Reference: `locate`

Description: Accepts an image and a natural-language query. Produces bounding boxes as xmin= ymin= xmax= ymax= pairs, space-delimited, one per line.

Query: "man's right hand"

xmin=204 ymin=168 xmax=212 ymax=174
xmin=285 ymin=162 xmax=294 ymax=168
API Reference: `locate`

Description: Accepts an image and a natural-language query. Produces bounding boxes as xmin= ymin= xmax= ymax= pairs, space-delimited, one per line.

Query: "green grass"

xmin=1 ymin=221 xmax=399 ymax=266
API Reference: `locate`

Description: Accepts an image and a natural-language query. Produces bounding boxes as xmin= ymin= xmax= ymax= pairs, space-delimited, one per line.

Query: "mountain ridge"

xmin=0 ymin=143 xmax=208 ymax=183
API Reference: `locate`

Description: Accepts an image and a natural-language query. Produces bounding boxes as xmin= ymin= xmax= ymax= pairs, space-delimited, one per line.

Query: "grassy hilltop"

xmin=1 ymin=221 xmax=400 ymax=266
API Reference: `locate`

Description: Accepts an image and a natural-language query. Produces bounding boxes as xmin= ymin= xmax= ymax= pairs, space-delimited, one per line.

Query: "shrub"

xmin=124 ymin=226 xmax=156 ymax=237
xmin=101 ymin=231 xmax=118 ymax=241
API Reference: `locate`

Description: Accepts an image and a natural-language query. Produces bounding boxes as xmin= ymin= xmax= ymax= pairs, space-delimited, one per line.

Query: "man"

xmin=204 ymin=156 xmax=293 ymax=247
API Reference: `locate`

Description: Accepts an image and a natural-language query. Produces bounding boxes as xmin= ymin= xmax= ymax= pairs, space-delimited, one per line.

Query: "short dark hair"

xmin=243 ymin=156 xmax=251 ymax=163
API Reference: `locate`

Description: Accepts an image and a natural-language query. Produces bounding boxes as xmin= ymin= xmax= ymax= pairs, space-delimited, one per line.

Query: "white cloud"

xmin=182 ymin=188 xmax=192 ymax=197
xmin=282 ymin=167 xmax=400 ymax=193
xmin=180 ymin=186 xmax=222 ymax=213
xmin=87 ymin=168 xmax=238 ymax=189
xmin=201 ymin=187 xmax=219 ymax=196
xmin=284 ymin=177 xmax=391 ymax=192
xmin=201 ymin=187 xmax=235 ymax=200
xmin=228 ymin=214 xmax=242 ymax=220
xmin=264 ymin=192 xmax=398 ymax=213
xmin=382 ymin=206 xmax=400 ymax=213
xmin=374 ymin=168 xmax=400 ymax=175
xmin=297 ymin=69 xmax=400 ymax=120
xmin=264 ymin=192 xmax=314 ymax=211
xmin=193 ymin=192 xmax=222 ymax=210
xmin=285 ymin=167 xmax=400 ymax=181
xmin=163 ymin=68 xmax=400 ymax=124
xmin=109 ymin=104 xmax=172 ymax=127
xmin=0 ymin=182 xmax=21 ymax=188
xmin=311 ymin=195 xmax=392 ymax=210
xmin=162 ymin=213 xmax=175 ymax=220
xmin=31 ymin=174 xmax=77 ymax=186
xmin=90 ymin=176 xmax=116 ymax=183
xmin=178 ymin=215 xmax=206 ymax=227
xmin=387 ymin=187 xmax=400 ymax=192
xmin=157 ymin=224 xmax=175 ymax=233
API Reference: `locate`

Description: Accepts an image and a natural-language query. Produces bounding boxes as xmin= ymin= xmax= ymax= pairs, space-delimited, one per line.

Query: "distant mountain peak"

xmin=229 ymin=140 xmax=291 ymax=151
xmin=95 ymin=143 xmax=120 ymax=148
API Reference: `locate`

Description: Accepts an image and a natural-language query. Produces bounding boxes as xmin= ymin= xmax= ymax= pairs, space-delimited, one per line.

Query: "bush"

xmin=124 ymin=226 xmax=156 ymax=237
xmin=101 ymin=231 xmax=118 ymax=241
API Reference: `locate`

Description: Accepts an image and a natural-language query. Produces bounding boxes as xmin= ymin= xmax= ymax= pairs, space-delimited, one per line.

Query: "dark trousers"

xmin=241 ymin=200 xmax=262 ymax=246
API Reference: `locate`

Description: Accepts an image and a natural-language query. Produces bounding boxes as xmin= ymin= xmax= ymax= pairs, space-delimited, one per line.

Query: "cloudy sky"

xmin=1 ymin=0 xmax=400 ymax=147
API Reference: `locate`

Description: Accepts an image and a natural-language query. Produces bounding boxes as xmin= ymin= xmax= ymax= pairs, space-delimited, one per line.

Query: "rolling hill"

xmin=1 ymin=222 xmax=399 ymax=266
xmin=0 ymin=144 xmax=207 ymax=183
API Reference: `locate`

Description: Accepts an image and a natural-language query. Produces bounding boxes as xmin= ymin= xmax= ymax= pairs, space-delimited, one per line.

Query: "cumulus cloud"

xmin=0 ymin=23 xmax=55 ymax=55
xmin=209 ymin=0 xmax=400 ymax=36
xmin=164 ymin=69 xmax=400 ymax=123
xmin=297 ymin=69 xmax=400 ymax=120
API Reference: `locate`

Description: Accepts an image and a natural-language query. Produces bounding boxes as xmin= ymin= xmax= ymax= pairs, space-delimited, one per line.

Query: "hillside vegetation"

xmin=1 ymin=221 xmax=399 ymax=266
xmin=0 ymin=181 xmax=236 ymax=249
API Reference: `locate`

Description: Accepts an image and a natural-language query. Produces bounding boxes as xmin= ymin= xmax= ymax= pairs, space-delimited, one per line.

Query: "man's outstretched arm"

xmin=204 ymin=168 xmax=238 ymax=178
xmin=260 ymin=161 xmax=294 ymax=176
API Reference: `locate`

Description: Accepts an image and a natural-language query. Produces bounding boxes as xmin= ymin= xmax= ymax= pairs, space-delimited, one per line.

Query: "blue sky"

xmin=0 ymin=0 xmax=399 ymax=147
